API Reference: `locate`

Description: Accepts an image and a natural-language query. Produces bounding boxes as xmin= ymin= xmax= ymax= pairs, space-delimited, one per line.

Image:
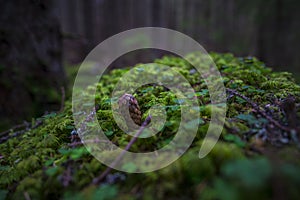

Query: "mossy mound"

xmin=1 ymin=53 xmax=300 ymax=200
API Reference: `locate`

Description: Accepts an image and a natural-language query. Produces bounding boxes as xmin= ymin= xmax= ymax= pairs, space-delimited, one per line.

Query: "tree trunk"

xmin=0 ymin=0 xmax=65 ymax=128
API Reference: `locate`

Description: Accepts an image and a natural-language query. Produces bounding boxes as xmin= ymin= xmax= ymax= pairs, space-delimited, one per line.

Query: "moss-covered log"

xmin=0 ymin=53 xmax=300 ymax=200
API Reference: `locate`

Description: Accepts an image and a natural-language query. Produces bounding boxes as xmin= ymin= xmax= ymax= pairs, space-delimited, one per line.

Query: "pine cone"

xmin=118 ymin=94 xmax=142 ymax=129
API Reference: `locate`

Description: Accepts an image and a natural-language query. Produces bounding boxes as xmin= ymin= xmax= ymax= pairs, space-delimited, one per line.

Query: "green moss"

xmin=1 ymin=53 xmax=300 ymax=199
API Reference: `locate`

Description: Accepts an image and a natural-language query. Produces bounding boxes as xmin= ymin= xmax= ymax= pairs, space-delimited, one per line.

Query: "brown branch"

xmin=92 ymin=116 xmax=152 ymax=185
xmin=0 ymin=120 xmax=43 ymax=144
xmin=227 ymin=88 xmax=292 ymax=132
xmin=0 ymin=122 xmax=29 ymax=137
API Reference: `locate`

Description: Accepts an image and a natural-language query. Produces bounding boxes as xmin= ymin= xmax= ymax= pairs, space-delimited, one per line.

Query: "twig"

xmin=0 ymin=122 xmax=29 ymax=137
xmin=0 ymin=120 xmax=43 ymax=144
xmin=92 ymin=116 xmax=152 ymax=185
xmin=227 ymin=88 xmax=291 ymax=132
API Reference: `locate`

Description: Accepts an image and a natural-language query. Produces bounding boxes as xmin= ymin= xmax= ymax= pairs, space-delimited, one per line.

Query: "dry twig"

xmin=92 ymin=116 xmax=152 ymax=185
xmin=0 ymin=120 xmax=43 ymax=144
xmin=227 ymin=88 xmax=292 ymax=132
xmin=0 ymin=122 xmax=29 ymax=137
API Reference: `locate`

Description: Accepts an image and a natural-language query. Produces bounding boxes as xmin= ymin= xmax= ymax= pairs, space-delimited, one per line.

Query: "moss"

xmin=1 ymin=53 xmax=300 ymax=199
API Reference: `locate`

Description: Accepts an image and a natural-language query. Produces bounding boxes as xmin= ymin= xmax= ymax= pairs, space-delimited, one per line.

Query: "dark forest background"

xmin=0 ymin=0 xmax=299 ymax=129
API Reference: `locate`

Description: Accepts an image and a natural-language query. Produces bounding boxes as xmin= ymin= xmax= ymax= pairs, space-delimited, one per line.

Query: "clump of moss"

xmin=1 ymin=53 xmax=300 ymax=199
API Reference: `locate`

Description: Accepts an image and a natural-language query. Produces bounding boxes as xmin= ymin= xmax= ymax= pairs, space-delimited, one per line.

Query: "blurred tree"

xmin=57 ymin=0 xmax=300 ymax=78
xmin=0 ymin=0 xmax=66 ymax=129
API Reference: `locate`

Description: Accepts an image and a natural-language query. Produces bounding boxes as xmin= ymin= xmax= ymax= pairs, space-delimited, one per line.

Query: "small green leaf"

xmin=45 ymin=158 xmax=55 ymax=166
xmin=43 ymin=113 xmax=57 ymax=119
xmin=66 ymin=125 xmax=75 ymax=129
xmin=236 ymin=97 xmax=246 ymax=104
xmin=92 ymin=184 xmax=118 ymax=200
xmin=58 ymin=148 xmax=70 ymax=155
xmin=173 ymin=98 xmax=185 ymax=104
xmin=104 ymin=130 xmax=114 ymax=136
xmin=197 ymin=89 xmax=209 ymax=96
xmin=224 ymin=134 xmax=246 ymax=148
xmin=45 ymin=167 xmax=58 ymax=176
